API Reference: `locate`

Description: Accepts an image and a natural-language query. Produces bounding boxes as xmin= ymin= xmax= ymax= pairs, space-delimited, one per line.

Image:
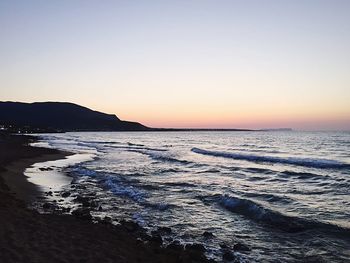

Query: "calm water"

xmin=34 ymin=131 xmax=350 ymax=262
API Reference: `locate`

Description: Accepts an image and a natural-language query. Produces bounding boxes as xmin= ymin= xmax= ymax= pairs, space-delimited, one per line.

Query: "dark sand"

xmin=0 ymin=133 xmax=211 ymax=263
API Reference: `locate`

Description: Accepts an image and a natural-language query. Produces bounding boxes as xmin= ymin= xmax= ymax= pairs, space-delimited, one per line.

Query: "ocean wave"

xmin=230 ymin=147 xmax=286 ymax=154
xmin=246 ymin=176 xmax=266 ymax=181
xmin=280 ymin=170 xmax=325 ymax=179
xmin=243 ymin=192 xmax=293 ymax=204
xmin=243 ymin=167 xmax=275 ymax=174
xmin=81 ymin=140 xmax=120 ymax=145
xmin=191 ymin=147 xmax=349 ymax=169
xmin=158 ymin=168 xmax=180 ymax=174
xmin=164 ymin=182 xmax=197 ymax=187
xmin=127 ymin=142 xmax=145 ymax=147
xmin=128 ymin=149 xmax=192 ymax=164
xmin=216 ymin=195 xmax=300 ymax=231
xmin=69 ymin=167 xmax=179 ymax=212
xmin=69 ymin=166 xmax=146 ymax=202
xmin=103 ymin=177 xmax=146 ymax=202
xmin=69 ymin=166 xmax=97 ymax=177
xmin=145 ymin=202 xmax=175 ymax=211
xmin=110 ymin=145 xmax=168 ymax=152
xmin=195 ymin=168 xmax=221 ymax=174
xmin=206 ymin=194 xmax=350 ymax=235
xmin=76 ymin=142 xmax=103 ymax=149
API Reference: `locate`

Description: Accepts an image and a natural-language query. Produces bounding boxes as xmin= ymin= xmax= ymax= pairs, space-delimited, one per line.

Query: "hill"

xmin=0 ymin=102 xmax=149 ymax=132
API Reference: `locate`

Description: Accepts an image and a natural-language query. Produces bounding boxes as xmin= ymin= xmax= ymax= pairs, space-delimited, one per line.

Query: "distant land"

xmin=0 ymin=101 xmax=148 ymax=132
xmin=0 ymin=101 xmax=292 ymax=133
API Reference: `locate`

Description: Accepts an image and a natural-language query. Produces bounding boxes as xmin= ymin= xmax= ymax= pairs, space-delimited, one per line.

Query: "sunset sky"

xmin=1 ymin=0 xmax=349 ymax=129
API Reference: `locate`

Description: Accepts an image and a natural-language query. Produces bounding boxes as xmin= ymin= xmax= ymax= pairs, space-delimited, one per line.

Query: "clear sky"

xmin=1 ymin=0 xmax=349 ymax=130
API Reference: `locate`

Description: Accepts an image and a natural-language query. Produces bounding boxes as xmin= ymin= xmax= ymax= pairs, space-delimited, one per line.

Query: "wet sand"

xmin=0 ymin=133 xmax=211 ymax=263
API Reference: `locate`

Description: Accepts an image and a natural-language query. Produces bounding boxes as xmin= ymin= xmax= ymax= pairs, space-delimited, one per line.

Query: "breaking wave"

xmin=191 ymin=148 xmax=349 ymax=169
xmin=68 ymin=166 xmax=174 ymax=210
xmin=69 ymin=166 xmax=146 ymax=202
xmin=207 ymin=194 xmax=350 ymax=235
xmin=128 ymin=149 xmax=192 ymax=164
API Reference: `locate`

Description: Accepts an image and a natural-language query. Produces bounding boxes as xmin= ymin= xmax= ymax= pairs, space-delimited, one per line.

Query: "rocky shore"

xmin=0 ymin=133 xmax=213 ymax=263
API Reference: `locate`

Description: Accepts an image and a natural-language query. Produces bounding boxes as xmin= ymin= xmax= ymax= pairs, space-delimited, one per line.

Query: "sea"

xmin=28 ymin=131 xmax=350 ymax=262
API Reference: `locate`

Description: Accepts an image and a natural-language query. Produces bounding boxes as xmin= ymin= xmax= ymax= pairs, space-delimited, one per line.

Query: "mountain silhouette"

xmin=0 ymin=102 xmax=149 ymax=132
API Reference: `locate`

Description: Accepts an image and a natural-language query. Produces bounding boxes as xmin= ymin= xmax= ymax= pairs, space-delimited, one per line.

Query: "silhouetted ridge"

xmin=0 ymin=102 xmax=149 ymax=132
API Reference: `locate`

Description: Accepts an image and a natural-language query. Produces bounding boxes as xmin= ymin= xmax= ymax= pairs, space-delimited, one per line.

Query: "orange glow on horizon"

xmin=109 ymin=107 xmax=350 ymax=130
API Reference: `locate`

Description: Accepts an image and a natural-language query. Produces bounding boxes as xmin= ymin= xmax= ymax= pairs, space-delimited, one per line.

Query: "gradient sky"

xmin=1 ymin=0 xmax=349 ymax=129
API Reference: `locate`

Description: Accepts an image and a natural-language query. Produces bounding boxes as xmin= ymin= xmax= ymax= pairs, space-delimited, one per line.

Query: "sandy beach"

xmin=0 ymin=133 xmax=211 ymax=263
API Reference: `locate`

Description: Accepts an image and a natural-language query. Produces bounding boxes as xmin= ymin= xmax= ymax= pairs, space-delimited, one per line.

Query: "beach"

xmin=1 ymin=131 xmax=349 ymax=262
xmin=23 ymin=131 xmax=350 ymax=263
xmin=0 ymin=133 xmax=210 ymax=263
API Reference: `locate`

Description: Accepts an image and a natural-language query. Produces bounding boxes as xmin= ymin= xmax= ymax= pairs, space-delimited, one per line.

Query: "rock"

xmin=43 ymin=202 xmax=57 ymax=210
xmin=120 ymin=220 xmax=139 ymax=232
xmin=89 ymin=201 xmax=99 ymax=208
xmin=45 ymin=191 xmax=53 ymax=196
xmin=203 ymin=231 xmax=214 ymax=238
xmin=222 ymin=250 xmax=235 ymax=261
xmin=151 ymin=227 xmax=172 ymax=238
xmin=39 ymin=167 xmax=53 ymax=171
xmin=104 ymin=216 xmax=112 ymax=222
xmin=61 ymin=207 xmax=71 ymax=213
xmin=185 ymin=244 xmax=207 ymax=261
xmin=96 ymin=216 xmax=112 ymax=225
xmin=167 ymin=241 xmax=184 ymax=251
xmin=158 ymin=226 xmax=172 ymax=234
xmin=74 ymin=196 xmax=91 ymax=207
xmin=164 ymin=236 xmax=173 ymax=242
xmin=233 ymin=242 xmax=250 ymax=251
xmin=61 ymin=191 xmax=71 ymax=198
xmin=150 ymin=234 xmax=162 ymax=244
xmin=72 ymin=208 xmax=92 ymax=220
xmin=186 ymin=243 xmax=206 ymax=253
xmin=74 ymin=195 xmax=99 ymax=208
xmin=74 ymin=195 xmax=88 ymax=202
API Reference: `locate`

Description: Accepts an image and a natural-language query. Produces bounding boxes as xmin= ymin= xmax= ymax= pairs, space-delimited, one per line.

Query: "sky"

xmin=0 ymin=0 xmax=349 ymax=130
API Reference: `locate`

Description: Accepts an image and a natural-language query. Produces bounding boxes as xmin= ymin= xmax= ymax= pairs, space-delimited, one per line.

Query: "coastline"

xmin=0 ymin=133 xmax=70 ymax=201
xmin=2 ymin=152 xmax=72 ymax=202
xmin=0 ymin=133 xmax=211 ymax=263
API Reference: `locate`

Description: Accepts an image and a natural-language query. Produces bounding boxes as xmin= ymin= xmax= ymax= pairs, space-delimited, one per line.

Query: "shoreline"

xmin=0 ymin=133 xmax=212 ymax=263
xmin=2 ymin=152 xmax=72 ymax=202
